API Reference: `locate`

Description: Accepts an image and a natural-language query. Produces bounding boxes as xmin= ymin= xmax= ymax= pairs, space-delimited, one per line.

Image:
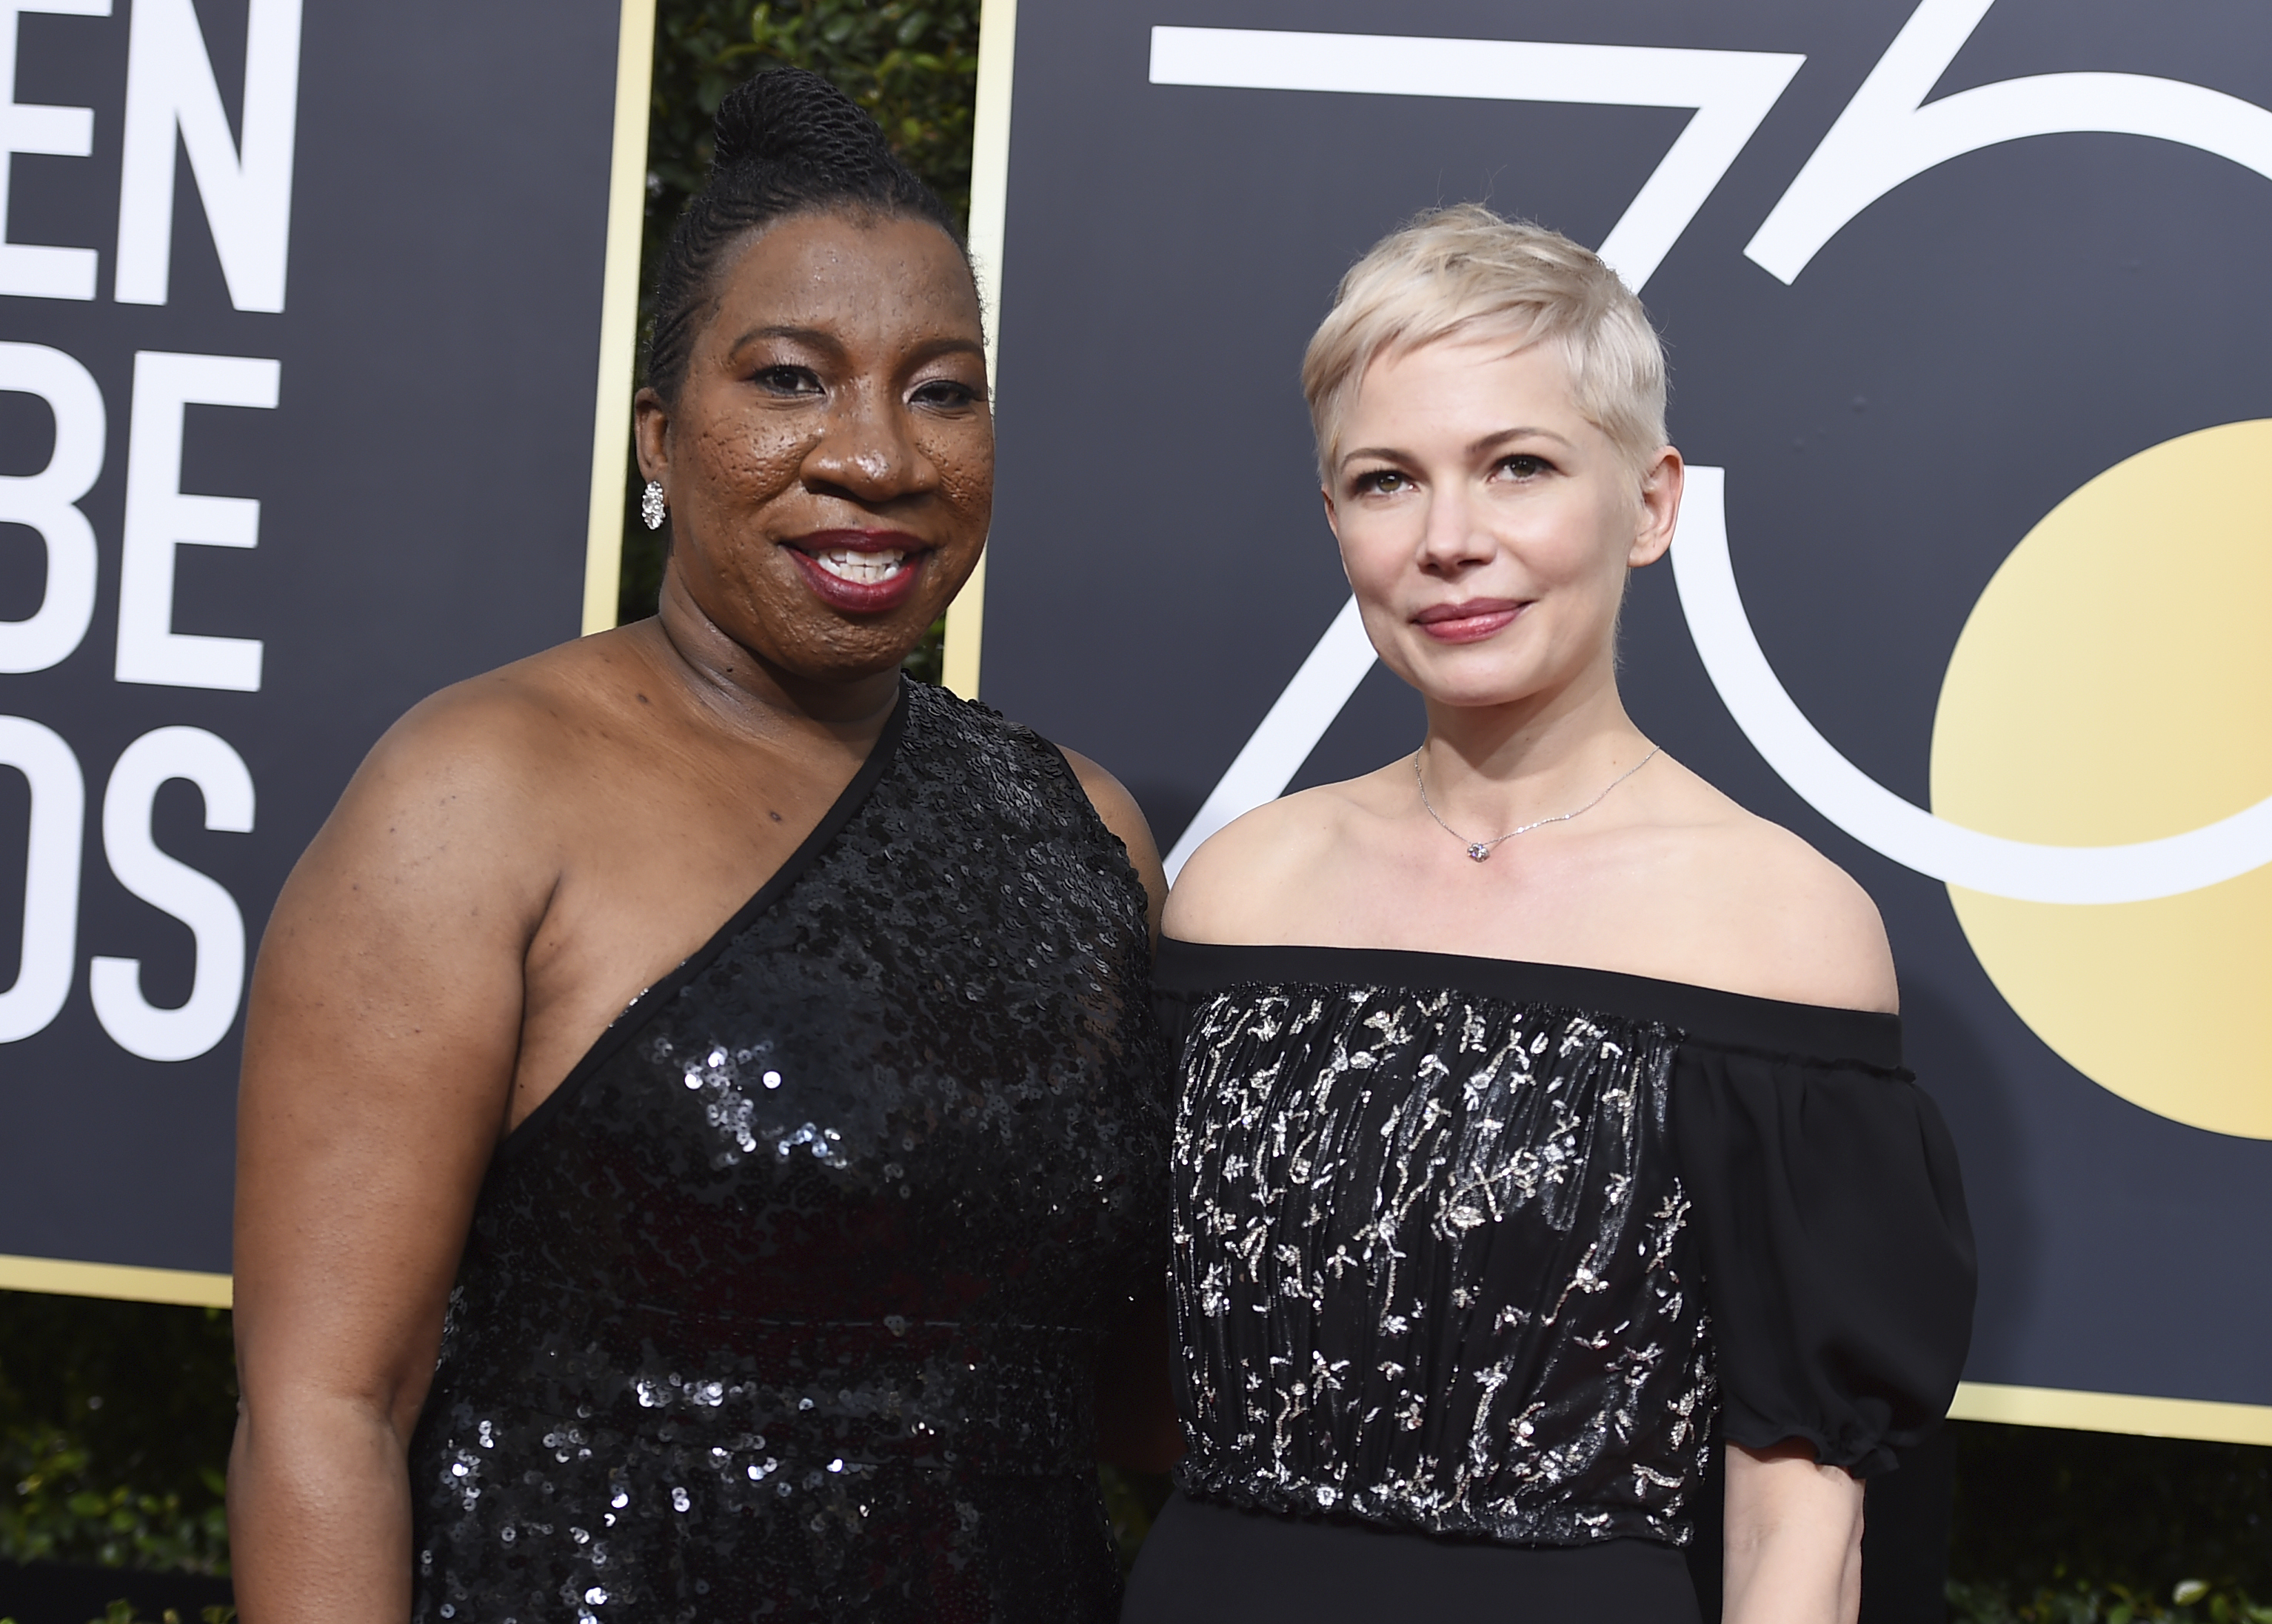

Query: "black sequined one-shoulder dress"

xmin=1124 ymin=941 xmax=1977 ymax=1623
xmin=405 ymin=680 xmax=1167 ymax=1624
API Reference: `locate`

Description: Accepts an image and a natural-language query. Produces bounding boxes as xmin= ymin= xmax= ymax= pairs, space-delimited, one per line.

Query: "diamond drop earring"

xmin=641 ymin=480 xmax=667 ymax=532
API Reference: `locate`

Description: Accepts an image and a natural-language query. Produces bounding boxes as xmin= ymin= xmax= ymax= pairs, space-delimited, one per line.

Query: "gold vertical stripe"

xmin=1950 ymin=1380 xmax=2272 ymax=1446
xmin=581 ymin=0 xmax=661 ymax=636
xmin=943 ymin=0 xmax=1019 ymax=700
xmin=0 ymin=1253 xmax=233 ymax=1309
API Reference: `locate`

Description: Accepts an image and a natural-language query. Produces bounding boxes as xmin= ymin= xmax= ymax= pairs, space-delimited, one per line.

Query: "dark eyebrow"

xmin=901 ymin=334 xmax=988 ymax=367
xmin=725 ymin=324 xmax=846 ymax=358
xmin=723 ymin=327 xmax=988 ymax=372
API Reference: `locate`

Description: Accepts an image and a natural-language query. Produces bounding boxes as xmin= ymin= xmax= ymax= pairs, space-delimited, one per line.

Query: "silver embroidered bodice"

xmin=1170 ymin=979 xmax=1711 ymax=1546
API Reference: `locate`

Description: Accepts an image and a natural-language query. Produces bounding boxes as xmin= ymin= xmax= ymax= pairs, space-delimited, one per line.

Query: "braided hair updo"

xmin=643 ymin=68 xmax=970 ymax=406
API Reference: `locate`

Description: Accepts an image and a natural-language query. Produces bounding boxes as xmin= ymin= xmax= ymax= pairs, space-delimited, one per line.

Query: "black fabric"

xmin=1862 ymin=1423 xmax=1959 ymax=1623
xmin=1145 ymin=938 xmax=1973 ymax=1619
xmin=1152 ymin=939 xmax=1902 ymax=1069
xmin=1123 ymin=1492 xmax=1703 ymax=1624
xmin=1152 ymin=937 xmax=1974 ymax=1482
xmin=1673 ymin=1040 xmax=1974 ymax=1475
xmin=404 ymin=681 xmax=1170 ymax=1624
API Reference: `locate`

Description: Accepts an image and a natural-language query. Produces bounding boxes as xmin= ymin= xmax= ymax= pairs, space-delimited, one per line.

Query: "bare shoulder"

xmin=292 ymin=632 xmax=644 ymax=907
xmin=1058 ymin=746 xmax=1166 ymax=932
xmin=1663 ymin=771 xmax=1897 ymax=1013
xmin=242 ymin=638 xmax=649 ymax=1122
xmin=347 ymin=649 xmax=579 ymax=816
xmin=1057 ymin=746 xmax=1154 ymax=853
xmin=1163 ymin=780 xmax=1368 ymax=945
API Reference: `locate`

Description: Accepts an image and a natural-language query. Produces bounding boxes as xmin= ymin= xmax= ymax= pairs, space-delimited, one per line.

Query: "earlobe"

xmin=1628 ymin=516 xmax=1672 ymax=568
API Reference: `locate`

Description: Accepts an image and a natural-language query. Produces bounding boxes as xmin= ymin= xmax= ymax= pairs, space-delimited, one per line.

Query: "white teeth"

xmin=814 ymin=548 xmax=906 ymax=585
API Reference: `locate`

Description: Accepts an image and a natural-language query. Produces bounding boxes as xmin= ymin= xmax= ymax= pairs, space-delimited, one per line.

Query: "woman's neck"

xmin=1415 ymin=660 xmax=1652 ymax=829
xmin=646 ymin=575 xmax=902 ymax=747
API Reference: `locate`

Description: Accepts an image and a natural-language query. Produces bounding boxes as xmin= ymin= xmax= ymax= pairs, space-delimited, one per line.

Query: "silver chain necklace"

xmin=1415 ymin=745 xmax=1662 ymax=862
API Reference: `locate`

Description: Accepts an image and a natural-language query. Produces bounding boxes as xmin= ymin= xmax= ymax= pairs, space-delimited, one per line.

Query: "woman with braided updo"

xmin=230 ymin=70 xmax=1176 ymax=1622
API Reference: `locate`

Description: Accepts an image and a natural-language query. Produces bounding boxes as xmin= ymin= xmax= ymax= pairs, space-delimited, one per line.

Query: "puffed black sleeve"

xmin=1672 ymin=1040 xmax=1977 ymax=1477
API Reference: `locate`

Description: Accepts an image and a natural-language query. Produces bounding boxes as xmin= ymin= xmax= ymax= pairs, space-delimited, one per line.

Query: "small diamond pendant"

xmin=1466 ymin=843 xmax=1491 ymax=862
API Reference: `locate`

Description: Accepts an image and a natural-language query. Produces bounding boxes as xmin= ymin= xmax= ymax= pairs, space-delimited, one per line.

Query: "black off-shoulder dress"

xmin=404 ymin=681 xmax=1169 ymax=1624
xmin=1123 ymin=940 xmax=1975 ymax=1623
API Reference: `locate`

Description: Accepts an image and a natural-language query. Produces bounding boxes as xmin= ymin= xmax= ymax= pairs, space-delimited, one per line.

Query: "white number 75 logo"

xmin=1148 ymin=0 xmax=2272 ymax=904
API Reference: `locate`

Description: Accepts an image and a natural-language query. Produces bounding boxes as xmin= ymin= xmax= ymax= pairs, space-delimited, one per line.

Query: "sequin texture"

xmin=1170 ymin=983 xmax=1712 ymax=1545
xmin=407 ymin=681 xmax=1168 ymax=1622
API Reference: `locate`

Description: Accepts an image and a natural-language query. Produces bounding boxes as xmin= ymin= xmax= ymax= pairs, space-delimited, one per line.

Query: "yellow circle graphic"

xmin=1931 ymin=420 xmax=2272 ymax=1139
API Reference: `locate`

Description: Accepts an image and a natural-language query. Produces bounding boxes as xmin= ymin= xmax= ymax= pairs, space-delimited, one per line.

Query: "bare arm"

xmin=229 ymin=695 xmax=554 ymax=1623
xmin=1724 ymin=1443 xmax=1865 ymax=1624
xmin=1061 ymin=746 xmax=1167 ymax=942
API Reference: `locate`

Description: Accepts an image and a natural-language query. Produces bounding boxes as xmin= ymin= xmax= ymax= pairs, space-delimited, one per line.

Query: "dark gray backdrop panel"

xmin=0 ymin=0 xmax=619 ymax=1274
xmin=983 ymin=0 xmax=2272 ymax=1408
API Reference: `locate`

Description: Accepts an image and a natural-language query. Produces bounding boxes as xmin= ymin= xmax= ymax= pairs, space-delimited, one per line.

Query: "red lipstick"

xmin=1414 ymin=597 xmax=1526 ymax=644
xmin=783 ymin=529 xmax=929 ymax=615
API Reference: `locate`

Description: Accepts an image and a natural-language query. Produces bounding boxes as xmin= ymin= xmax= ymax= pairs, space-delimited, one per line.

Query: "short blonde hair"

xmin=1301 ymin=204 xmax=1668 ymax=482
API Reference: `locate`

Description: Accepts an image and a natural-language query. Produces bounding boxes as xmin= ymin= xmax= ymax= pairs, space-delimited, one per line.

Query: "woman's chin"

xmin=783 ymin=635 xmax=932 ymax=686
xmin=683 ymin=583 xmax=949 ymax=686
xmin=1427 ymin=684 xmax=1546 ymax=712
xmin=1393 ymin=651 xmax=1554 ymax=712
xmin=687 ymin=614 xmax=929 ymax=690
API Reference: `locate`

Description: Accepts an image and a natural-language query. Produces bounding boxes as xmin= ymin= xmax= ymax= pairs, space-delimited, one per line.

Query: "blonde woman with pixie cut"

xmin=1123 ymin=207 xmax=1975 ymax=1624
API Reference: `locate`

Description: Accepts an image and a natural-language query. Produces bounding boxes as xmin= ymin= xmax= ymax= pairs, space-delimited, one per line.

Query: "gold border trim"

xmin=0 ymin=1253 xmax=232 ymax=1309
xmin=942 ymin=0 xmax=1018 ymax=699
xmin=1951 ymin=1380 xmax=2272 ymax=1446
xmin=582 ymin=0 xmax=661 ymax=636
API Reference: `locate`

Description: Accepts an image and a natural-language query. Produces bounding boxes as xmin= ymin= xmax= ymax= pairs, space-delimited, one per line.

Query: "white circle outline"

xmin=1670 ymin=466 xmax=2272 ymax=905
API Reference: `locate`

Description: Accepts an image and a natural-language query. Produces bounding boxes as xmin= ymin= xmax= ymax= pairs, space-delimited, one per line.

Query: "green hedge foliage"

xmin=0 ymin=1294 xmax=233 ymax=1575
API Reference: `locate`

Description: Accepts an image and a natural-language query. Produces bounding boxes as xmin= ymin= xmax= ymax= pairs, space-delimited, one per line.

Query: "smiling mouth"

xmin=784 ymin=532 xmax=932 ymax=613
xmin=812 ymin=547 xmax=909 ymax=585
xmin=1414 ymin=598 xmax=1529 ymax=643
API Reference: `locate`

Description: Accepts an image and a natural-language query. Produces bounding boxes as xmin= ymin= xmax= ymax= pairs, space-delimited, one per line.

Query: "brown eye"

xmin=755 ymin=365 xmax=823 ymax=396
xmin=912 ymin=378 xmax=979 ymax=410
